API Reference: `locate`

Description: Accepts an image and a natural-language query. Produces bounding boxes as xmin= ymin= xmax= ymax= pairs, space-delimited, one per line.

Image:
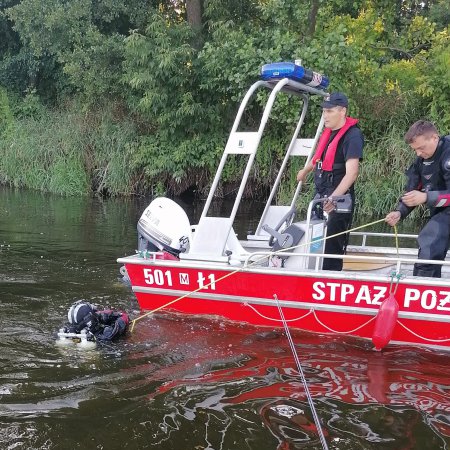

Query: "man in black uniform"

xmin=297 ymin=92 xmax=364 ymax=271
xmin=385 ymin=120 xmax=450 ymax=278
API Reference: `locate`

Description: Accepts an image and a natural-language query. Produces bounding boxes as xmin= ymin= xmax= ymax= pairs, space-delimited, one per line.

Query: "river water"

xmin=1 ymin=186 xmax=449 ymax=450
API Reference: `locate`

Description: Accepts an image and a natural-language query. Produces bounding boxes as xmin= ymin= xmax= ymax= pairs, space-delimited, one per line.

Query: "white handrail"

xmin=243 ymin=249 xmax=450 ymax=270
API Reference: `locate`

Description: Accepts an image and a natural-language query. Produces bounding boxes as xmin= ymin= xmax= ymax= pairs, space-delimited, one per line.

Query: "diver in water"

xmin=62 ymin=301 xmax=129 ymax=342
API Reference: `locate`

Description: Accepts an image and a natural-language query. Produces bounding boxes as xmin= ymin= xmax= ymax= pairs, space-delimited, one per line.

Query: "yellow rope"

xmin=394 ymin=224 xmax=400 ymax=259
xmin=130 ymin=268 xmax=241 ymax=332
xmin=387 ymin=224 xmax=403 ymax=294
xmin=130 ymin=217 xmax=387 ymax=332
xmin=272 ymin=217 xmax=386 ymax=256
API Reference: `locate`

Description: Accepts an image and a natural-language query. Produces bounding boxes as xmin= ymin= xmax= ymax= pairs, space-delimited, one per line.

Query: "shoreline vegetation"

xmin=0 ymin=1 xmax=449 ymax=217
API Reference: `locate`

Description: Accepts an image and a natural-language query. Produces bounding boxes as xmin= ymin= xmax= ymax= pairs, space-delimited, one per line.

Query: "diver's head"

xmin=67 ymin=301 xmax=96 ymax=325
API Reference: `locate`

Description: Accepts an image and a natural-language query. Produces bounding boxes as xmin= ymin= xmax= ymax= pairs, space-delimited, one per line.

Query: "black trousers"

xmin=322 ymin=211 xmax=353 ymax=271
xmin=414 ymin=210 xmax=450 ymax=278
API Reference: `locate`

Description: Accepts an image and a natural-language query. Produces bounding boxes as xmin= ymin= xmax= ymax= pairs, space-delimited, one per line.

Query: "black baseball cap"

xmin=321 ymin=92 xmax=348 ymax=108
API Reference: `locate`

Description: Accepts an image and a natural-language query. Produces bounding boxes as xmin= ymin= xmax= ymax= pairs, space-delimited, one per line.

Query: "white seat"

xmin=180 ymin=217 xmax=250 ymax=263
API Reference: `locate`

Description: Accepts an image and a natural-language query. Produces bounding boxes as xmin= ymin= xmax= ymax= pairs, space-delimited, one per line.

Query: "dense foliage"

xmin=0 ymin=0 xmax=449 ymax=215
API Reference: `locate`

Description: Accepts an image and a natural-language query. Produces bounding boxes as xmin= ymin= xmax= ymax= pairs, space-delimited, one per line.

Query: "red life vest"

xmin=312 ymin=117 xmax=359 ymax=171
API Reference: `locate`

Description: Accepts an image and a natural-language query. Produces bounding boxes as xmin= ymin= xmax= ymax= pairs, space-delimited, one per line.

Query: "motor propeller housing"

xmin=137 ymin=197 xmax=192 ymax=256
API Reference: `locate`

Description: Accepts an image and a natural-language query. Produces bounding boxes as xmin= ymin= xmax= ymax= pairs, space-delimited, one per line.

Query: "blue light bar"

xmin=261 ymin=62 xmax=329 ymax=90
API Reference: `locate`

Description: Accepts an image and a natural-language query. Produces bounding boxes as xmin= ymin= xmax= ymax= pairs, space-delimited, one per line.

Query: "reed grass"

xmin=0 ymin=99 xmax=140 ymax=196
xmin=0 ymin=91 xmax=432 ymax=218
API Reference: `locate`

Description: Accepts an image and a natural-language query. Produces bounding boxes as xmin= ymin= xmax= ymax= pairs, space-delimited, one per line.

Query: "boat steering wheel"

xmin=262 ymin=207 xmax=297 ymax=247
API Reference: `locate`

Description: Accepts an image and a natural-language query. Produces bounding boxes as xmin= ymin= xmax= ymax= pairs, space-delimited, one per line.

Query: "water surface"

xmin=1 ymin=187 xmax=449 ymax=449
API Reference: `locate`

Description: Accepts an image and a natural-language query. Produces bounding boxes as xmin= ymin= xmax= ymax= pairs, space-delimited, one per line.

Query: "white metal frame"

xmin=186 ymin=77 xmax=329 ymax=260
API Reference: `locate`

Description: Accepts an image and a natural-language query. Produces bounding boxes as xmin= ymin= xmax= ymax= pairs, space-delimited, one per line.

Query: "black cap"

xmin=321 ymin=92 xmax=348 ymax=108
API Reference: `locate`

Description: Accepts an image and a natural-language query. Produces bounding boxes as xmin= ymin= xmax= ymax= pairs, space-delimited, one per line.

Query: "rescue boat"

xmin=118 ymin=62 xmax=450 ymax=351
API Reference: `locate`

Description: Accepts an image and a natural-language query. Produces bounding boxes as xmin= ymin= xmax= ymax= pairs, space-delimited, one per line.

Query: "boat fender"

xmin=372 ymin=293 xmax=399 ymax=351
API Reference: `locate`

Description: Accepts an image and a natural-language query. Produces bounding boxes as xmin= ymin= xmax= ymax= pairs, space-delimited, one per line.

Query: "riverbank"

xmin=0 ymin=96 xmax=419 ymax=217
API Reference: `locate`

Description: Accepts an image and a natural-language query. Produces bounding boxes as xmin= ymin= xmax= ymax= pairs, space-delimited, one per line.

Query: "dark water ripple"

xmin=1 ymin=187 xmax=450 ymax=449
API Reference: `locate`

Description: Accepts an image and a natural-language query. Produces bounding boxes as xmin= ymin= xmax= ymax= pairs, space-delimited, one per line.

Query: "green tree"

xmin=1 ymin=0 xmax=449 ymax=203
xmin=5 ymin=0 xmax=159 ymax=100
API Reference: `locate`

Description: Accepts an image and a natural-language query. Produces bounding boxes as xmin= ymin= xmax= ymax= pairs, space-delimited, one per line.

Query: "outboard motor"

xmin=137 ymin=197 xmax=192 ymax=257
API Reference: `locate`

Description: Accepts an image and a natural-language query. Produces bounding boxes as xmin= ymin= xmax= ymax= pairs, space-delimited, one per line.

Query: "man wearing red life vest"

xmin=297 ymin=92 xmax=364 ymax=271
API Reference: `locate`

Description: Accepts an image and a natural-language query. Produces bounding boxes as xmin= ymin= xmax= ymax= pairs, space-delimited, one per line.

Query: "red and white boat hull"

xmin=119 ymin=255 xmax=450 ymax=351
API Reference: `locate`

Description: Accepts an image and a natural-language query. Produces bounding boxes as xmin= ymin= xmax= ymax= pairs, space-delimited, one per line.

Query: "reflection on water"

xmin=135 ymin=316 xmax=449 ymax=449
xmin=0 ymin=187 xmax=449 ymax=449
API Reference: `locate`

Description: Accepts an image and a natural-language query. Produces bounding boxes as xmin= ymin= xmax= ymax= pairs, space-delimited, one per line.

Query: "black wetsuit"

xmin=314 ymin=126 xmax=364 ymax=271
xmin=66 ymin=310 xmax=129 ymax=341
xmin=396 ymin=135 xmax=450 ymax=277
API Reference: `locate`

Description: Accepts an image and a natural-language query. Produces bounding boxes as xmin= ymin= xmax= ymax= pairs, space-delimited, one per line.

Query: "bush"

xmin=0 ymin=99 xmax=140 ymax=195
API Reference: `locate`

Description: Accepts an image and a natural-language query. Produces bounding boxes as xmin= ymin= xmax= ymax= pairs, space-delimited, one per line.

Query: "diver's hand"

xmin=385 ymin=211 xmax=401 ymax=227
xmin=401 ymin=190 xmax=426 ymax=207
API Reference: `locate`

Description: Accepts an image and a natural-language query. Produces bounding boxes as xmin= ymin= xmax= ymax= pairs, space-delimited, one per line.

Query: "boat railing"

xmin=349 ymin=231 xmax=418 ymax=248
xmin=130 ymin=247 xmax=450 ymax=284
xmin=243 ymin=249 xmax=450 ymax=279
